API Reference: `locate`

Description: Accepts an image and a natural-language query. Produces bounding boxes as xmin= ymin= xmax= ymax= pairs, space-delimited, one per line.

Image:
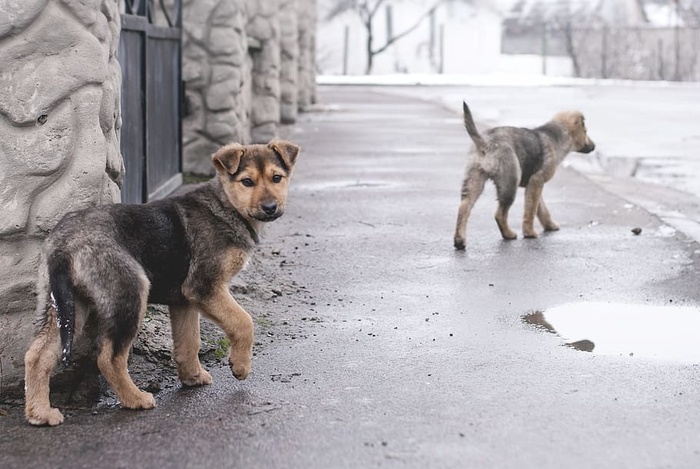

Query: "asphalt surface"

xmin=2 ymin=86 xmax=700 ymax=468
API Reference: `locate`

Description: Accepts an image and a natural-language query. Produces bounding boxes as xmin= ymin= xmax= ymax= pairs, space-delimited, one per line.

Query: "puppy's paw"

xmin=454 ymin=236 xmax=466 ymax=250
xmin=229 ymin=359 xmax=251 ymax=381
xmin=543 ymin=222 xmax=560 ymax=232
xmin=523 ymin=230 xmax=538 ymax=239
xmin=229 ymin=341 xmax=253 ymax=380
xmin=180 ymin=367 xmax=213 ymax=387
xmin=501 ymin=230 xmax=518 ymax=240
xmin=27 ymin=407 xmax=64 ymax=426
xmin=229 ymin=347 xmax=252 ymax=380
xmin=121 ymin=391 xmax=156 ymax=410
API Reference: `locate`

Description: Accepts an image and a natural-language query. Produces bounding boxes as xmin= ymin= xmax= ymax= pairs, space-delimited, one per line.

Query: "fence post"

xmin=657 ymin=38 xmax=664 ymax=80
xmin=601 ymin=26 xmax=608 ymax=78
xmin=343 ymin=25 xmax=349 ymax=75
xmin=386 ymin=4 xmax=393 ymax=41
xmin=541 ymin=22 xmax=547 ymax=75
xmin=439 ymin=23 xmax=444 ymax=74
xmin=674 ymin=1 xmax=681 ymax=81
xmin=429 ymin=8 xmax=435 ymax=66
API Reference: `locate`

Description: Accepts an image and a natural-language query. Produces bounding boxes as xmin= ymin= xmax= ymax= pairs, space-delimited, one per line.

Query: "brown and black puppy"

xmin=454 ymin=102 xmax=595 ymax=250
xmin=24 ymin=139 xmax=300 ymax=426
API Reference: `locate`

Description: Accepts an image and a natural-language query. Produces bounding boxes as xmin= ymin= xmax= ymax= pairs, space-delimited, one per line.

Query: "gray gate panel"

xmin=118 ymin=2 xmax=182 ymax=204
xmin=147 ymin=34 xmax=181 ymax=201
xmin=119 ymin=27 xmax=146 ymax=204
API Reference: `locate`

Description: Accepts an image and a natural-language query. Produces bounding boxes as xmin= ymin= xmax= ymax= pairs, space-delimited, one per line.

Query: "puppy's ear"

xmin=212 ymin=144 xmax=245 ymax=176
xmin=268 ymin=139 xmax=300 ymax=171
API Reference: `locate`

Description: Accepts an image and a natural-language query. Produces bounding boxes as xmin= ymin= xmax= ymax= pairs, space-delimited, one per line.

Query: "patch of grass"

xmin=255 ymin=317 xmax=274 ymax=328
xmin=211 ymin=337 xmax=230 ymax=359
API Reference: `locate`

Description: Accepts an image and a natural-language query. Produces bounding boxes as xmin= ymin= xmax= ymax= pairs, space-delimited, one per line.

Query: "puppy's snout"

xmin=582 ymin=140 xmax=595 ymax=153
xmin=261 ymin=202 xmax=278 ymax=215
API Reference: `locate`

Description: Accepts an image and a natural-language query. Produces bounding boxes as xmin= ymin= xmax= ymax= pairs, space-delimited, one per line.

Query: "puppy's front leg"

xmin=536 ymin=197 xmax=560 ymax=232
xmin=198 ymin=285 xmax=254 ymax=380
xmin=523 ymin=180 xmax=544 ymax=238
xmin=170 ymin=304 xmax=212 ymax=386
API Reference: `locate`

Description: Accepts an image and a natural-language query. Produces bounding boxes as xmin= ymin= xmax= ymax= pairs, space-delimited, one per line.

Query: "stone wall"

xmin=181 ymin=0 xmax=316 ymax=175
xmin=297 ymin=0 xmax=317 ymax=110
xmin=0 ymin=0 xmax=123 ymax=394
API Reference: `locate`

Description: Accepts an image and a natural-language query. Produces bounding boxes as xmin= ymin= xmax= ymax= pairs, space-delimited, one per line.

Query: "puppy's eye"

xmin=272 ymin=174 xmax=283 ymax=183
xmin=241 ymin=178 xmax=255 ymax=187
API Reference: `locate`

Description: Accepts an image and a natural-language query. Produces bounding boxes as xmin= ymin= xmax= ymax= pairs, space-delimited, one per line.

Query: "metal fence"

xmin=504 ymin=24 xmax=700 ymax=82
xmin=118 ymin=0 xmax=183 ymax=204
xmin=573 ymin=26 xmax=700 ymax=82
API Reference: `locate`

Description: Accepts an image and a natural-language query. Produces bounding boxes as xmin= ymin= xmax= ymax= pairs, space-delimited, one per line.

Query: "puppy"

xmin=454 ymin=102 xmax=595 ymax=250
xmin=24 ymin=139 xmax=300 ymax=425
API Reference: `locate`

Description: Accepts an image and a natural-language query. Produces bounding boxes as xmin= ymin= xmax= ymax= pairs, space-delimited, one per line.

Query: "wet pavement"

xmin=2 ymin=86 xmax=700 ymax=468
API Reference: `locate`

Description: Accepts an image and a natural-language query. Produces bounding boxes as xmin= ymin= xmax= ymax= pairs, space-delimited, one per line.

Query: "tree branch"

xmin=371 ymin=1 xmax=443 ymax=57
xmin=358 ymin=1 xmax=373 ymax=26
xmin=369 ymin=0 xmax=385 ymax=17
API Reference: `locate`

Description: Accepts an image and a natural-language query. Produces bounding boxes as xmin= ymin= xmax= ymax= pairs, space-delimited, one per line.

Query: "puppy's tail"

xmin=462 ymin=101 xmax=487 ymax=155
xmin=47 ymin=253 xmax=75 ymax=366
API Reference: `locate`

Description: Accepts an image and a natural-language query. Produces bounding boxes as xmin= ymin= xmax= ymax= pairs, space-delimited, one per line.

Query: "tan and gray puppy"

xmin=454 ymin=102 xmax=595 ymax=250
xmin=24 ymin=139 xmax=300 ymax=426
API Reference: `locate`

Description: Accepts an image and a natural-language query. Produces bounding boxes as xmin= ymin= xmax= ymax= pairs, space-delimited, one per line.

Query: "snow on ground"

xmin=318 ymin=72 xmax=700 ymax=88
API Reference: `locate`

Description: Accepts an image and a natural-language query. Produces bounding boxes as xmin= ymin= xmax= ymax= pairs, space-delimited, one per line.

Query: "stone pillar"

xmin=279 ymin=0 xmax=299 ymax=124
xmin=180 ymin=0 xmax=251 ymax=175
xmin=247 ymin=0 xmax=281 ymax=143
xmin=0 ymin=0 xmax=123 ymax=395
xmin=180 ymin=0 xmax=316 ymax=174
xmin=298 ymin=0 xmax=317 ymax=110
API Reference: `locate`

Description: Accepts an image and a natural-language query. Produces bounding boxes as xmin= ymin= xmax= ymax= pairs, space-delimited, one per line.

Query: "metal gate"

xmin=118 ymin=0 xmax=182 ymax=204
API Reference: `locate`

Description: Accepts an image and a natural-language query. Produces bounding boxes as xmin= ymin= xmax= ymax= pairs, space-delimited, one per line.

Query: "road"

xmin=1 ymin=86 xmax=699 ymax=468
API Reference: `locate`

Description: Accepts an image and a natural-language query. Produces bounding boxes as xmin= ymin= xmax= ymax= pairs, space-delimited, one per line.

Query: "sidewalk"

xmin=355 ymin=80 xmax=700 ymax=245
xmin=2 ymin=85 xmax=699 ymax=469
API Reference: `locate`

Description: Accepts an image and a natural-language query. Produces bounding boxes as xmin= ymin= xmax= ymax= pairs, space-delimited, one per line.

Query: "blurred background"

xmin=317 ymin=0 xmax=700 ymax=81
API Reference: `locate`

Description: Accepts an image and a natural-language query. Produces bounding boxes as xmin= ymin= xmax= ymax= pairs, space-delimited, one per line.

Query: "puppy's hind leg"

xmin=170 ymin=304 xmax=212 ymax=387
xmin=92 ymin=265 xmax=155 ymax=410
xmin=454 ymin=166 xmax=486 ymax=250
xmin=24 ymin=305 xmax=64 ymax=426
xmin=494 ymin=173 xmax=519 ymax=240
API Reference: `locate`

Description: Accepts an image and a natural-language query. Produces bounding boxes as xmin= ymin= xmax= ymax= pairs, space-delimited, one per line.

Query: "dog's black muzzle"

xmin=251 ymin=202 xmax=282 ymax=222
xmin=579 ymin=141 xmax=596 ymax=154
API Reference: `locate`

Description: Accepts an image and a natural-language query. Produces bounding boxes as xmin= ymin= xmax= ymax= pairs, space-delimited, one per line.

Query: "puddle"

xmin=523 ymin=302 xmax=700 ymax=363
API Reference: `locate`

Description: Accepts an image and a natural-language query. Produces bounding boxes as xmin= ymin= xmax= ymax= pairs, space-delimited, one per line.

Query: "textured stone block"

xmin=0 ymin=0 xmax=123 ymax=392
xmin=183 ymin=137 xmax=220 ymax=175
xmin=251 ymin=122 xmax=277 ymax=144
xmin=181 ymin=0 xmax=315 ymax=168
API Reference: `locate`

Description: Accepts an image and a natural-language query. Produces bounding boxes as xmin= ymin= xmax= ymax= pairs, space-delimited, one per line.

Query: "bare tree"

xmin=327 ymin=0 xmax=452 ymax=74
xmin=546 ymin=1 xmax=604 ymax=77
